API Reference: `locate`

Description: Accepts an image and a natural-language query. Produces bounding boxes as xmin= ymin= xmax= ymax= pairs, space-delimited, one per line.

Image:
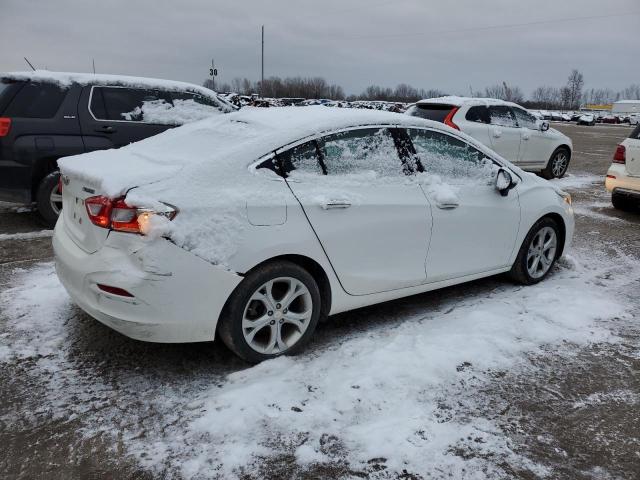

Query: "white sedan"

xmin=53 ymin=107 xmax=574 ymax=363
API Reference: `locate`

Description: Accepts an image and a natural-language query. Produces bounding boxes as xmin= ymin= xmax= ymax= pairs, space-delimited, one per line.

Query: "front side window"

xmin=512 ymin=107 xmax=537 ymax=129
xmin=489 ymin=106 xmax=517 ymax=128
xmin=90 ymin=87 xmax=169 ymax=121
xmin=319 ymin=128 xmax=403 ymax=177
xmin=5 ymin=82 xmax=68 ymax=118
xmin=408 ymin=128 xmax=494 ymax=182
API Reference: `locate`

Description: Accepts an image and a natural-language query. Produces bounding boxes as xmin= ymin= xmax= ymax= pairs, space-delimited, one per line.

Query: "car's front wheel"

xmin=509 ymin=217 xmax=561 ymax=285
xmin=36 ymin=171 xmax=62 ymax=228
xmin=218 ymin=261 xmax=321 ymax=363
xmin=541 ymin=148 xmax=570 ymax=179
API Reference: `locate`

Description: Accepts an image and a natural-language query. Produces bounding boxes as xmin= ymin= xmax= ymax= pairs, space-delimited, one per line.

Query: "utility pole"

xmin=261 ymin=25 xmax=264 ymax=97
xmin=211 ymin=59 xmax=215 ymax=91
xmin=92 ymin=58 xmax=96 ymax=74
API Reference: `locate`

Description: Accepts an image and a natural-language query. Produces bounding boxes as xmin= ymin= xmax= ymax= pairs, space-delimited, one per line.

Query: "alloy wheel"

xmin=242 ymin=277 xmax=313 ymax=355
xmin=50 ymin=182 xmax=63 ymax=216
xmin=526 ymin=226 xmax=557 ymax=279
xmin=552 ymin=152 xmax=568 ymax=177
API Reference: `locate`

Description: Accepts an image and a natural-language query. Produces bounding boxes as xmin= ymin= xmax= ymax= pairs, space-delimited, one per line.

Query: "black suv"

xmin=0 ymin=72 xmax=235 ymax=226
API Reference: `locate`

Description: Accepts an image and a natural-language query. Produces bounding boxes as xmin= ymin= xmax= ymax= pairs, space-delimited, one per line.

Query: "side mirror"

xmin=538 ymin=120 xmax=550 ymax=132
xmin=496 ymin=168 xmax=516 ymax=196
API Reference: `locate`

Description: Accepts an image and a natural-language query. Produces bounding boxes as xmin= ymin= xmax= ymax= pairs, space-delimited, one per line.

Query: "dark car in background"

xmin=0 ymin=71 xmax=235 ymax=226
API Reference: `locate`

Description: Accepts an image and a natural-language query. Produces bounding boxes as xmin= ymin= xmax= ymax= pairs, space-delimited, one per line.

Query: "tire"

xmin=611 ymin=192 xmax=633 ymax=211
xmin=540 ymin=148 xmax=571 ymax=179
xmin=218 ymin=261 xmax=322 ymax=363
xmin=509 ymin=217 xmax=561 ymax=285
xmin=36 ymin=171 xmax=62 ymax=228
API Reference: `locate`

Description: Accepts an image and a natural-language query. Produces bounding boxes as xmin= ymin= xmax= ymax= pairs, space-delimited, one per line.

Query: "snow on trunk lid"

xmin=61 ymin=174 xmax=109 ymax=253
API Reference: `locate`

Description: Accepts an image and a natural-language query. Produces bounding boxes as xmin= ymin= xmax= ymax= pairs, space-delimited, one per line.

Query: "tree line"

xmin=204 ymin=70 xmax=640 ymax=109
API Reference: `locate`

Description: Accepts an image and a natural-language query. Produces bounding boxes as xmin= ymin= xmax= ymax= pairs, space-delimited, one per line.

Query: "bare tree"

xmin=565 ymin=69 xmax=584 ymax=109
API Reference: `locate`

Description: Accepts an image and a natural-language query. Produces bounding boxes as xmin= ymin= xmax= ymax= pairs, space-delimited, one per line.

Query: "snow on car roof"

xmin=415 ymin=96 xmax=519 ymax=108
xmin=1 ymin=70 xmax=235 ymax=112
xmin=58 ymin=106 xmax=455 ymax=197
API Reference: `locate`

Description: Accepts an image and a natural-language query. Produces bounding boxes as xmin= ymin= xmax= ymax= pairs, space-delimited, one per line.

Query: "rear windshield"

xmin=630 ymin=124 xmax=640 ymax=140
xmin=4 ymin=82 xmax=68 ymax=118
xmin=407 ymin=104 xmax=454 ymax=122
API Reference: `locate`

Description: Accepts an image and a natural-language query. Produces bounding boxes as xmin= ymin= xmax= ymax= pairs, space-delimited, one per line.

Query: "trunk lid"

xmin=61 ymin=174 xmax=110 ymax=253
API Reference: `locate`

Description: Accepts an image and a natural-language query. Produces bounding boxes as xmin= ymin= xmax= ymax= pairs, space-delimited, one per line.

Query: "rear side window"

xmin=407 ymin=104 xmax=454 ymax=122
xmin=276 ymin=141 xmax=324 ymax=176
xmin=89 ymin=87 xmax=170 ymax=121
xmin=408 ymin=128 xmax=493 ymax=182
xmin=4 ymin=82 xmax=68 ymax=118
xmin=170 ymin=91 xmax=218 ymax=107
xmin=489 ymin=106 xmax=517 ymax=128
xmin=465 ymin=106 xmax=490 ymax=124
xmin=630 ymin=125 xmax=640 ymax=140
xmin=319 ymin=128 xmax=403 ymax=177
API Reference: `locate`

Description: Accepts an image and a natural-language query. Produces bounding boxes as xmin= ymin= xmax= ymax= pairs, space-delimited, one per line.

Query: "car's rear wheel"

xmin=36 ymin=171 xmax=62 ymax=228
xmin=541 ymin=148 xmax=570 ymax=179
xmin=218 ymin=261 xmax=321 ymax=363
xmin=509 ymin=217 xmax=560 ymax=285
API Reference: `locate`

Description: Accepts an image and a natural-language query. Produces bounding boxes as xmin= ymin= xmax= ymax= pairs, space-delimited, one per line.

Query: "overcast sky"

xmin=2 ymin=0 xmax=639 ymax=96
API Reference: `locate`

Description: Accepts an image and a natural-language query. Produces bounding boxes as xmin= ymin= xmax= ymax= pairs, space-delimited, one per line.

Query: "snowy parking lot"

xmin=1 ymin=123 xmax=639 ymax=479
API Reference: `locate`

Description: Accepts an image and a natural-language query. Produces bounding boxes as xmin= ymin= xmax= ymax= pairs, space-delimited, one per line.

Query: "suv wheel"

xmin=541 ymin=148 xmax=570 ymax=179
xmin=509 ymin=217 xmax=560 ymax=285
xmin=218 ymin=261 xmax=322 ymax=363
xmin=36 ymin=171 xmax=62 ymax=228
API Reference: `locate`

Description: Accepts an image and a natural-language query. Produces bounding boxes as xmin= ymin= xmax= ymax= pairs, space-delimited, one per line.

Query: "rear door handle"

xmin=321 ymin=201 xmax=351 ymax=210
xmin=492 ymin=129 xmax=502 ymax=138
xmin=436 ymin=202 xmax=459 ymax=209
xmin=96 ymin=125 xmax=116 ymax=133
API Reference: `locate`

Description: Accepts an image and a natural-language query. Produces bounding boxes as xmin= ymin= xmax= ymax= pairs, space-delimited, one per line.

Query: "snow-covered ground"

xmin=0 ymin=242 xmax=636 ymax=478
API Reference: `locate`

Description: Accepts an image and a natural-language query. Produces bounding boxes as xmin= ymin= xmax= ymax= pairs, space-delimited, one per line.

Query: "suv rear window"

xmin=407 ymin=104 xmax=454 ymax=122
xmin=4 ymin=82 xmax=68 ymax=118
xmin=630 ymin=124 xmax=640 ymax=140
xmin=90 ymin=87 xmax=171 ymax=122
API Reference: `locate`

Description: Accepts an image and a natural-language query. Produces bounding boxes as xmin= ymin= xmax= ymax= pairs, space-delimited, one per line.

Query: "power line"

xmin=342 ymin=11 xmax=640 ymax=41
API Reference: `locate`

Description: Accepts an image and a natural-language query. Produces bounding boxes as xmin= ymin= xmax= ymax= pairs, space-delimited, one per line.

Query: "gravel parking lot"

xmin=1 ymin=123 xmax=638 ymax=479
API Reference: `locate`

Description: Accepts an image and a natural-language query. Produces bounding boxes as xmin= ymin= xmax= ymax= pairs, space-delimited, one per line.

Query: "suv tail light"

xmin=0 ymin=118 xmax=11 ymax=137
xmin=613 ymin=144 xmax=626 ymax=164
xmin=444 ymin=107 xmax=460 ymax=130
xmin=85 ymin=195 xmax=177 ymax=234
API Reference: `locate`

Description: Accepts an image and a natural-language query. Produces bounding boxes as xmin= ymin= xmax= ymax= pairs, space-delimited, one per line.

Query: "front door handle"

xmin=96 ymin=125 xmax=116 ymax=134
xmin=492 ymin=129 xmax=502 ymax=138
xmin=321 ymin=201 xmax=351 ymax=210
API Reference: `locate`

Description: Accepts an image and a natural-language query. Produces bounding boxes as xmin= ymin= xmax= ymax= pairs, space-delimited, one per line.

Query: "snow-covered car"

xmin=578 ymin=114 xmax=596 ymax=126
xmin=630 ymin=114 xmax=640 ymax=126
xmin=53 ymin=107 xmax=574 ymax=363
xmin=406 ymin=97 xmax=573 ymax=178
xmin=606 ymin=124 xmax=640 ymax=210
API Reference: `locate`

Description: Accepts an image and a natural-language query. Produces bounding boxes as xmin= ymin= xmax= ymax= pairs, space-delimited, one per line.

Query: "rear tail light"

xmin=613 ymin=144 xmax=626 ymax=164
xmin=444 ymin=107 xmax=460 ymax=130
xmin=0 ymin=118 xmax=11 ymax=137
xmin=85 ymin=195 xmax=177 ymax=234
xmin=97 ymin=284 xmax=135 ymax=297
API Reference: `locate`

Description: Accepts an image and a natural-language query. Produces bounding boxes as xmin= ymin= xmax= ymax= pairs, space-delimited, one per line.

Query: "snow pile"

xmin=122 ymin=99 xmax=223 ymax=125
xmin=548 ymin=173 xmax=601 ymax=190
xmin=1 ymin=246 xmax=635 ymax=478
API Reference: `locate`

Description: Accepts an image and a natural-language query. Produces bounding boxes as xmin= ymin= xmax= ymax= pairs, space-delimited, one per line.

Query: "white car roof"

xmin=415 ymin=96 xmax=521 ymax=109
xmin=58 ymin=106 xmax=491 ymax=198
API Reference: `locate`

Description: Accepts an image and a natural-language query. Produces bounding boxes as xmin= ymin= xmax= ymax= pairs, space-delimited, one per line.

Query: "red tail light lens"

xmin=84 ymin=195 xmax=177 ymax=234
xmin=97 ymin=284 xmax=134 ymax=297
xmin=444 ymin=107 xmax=460 ymax=130
xmin=85 ymin=196 xmax=112 ymax=228
xmin=0 ymin=118 xmax=11 ymax=137
xmin=613 ymin=144 xmax=626 ymax=164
